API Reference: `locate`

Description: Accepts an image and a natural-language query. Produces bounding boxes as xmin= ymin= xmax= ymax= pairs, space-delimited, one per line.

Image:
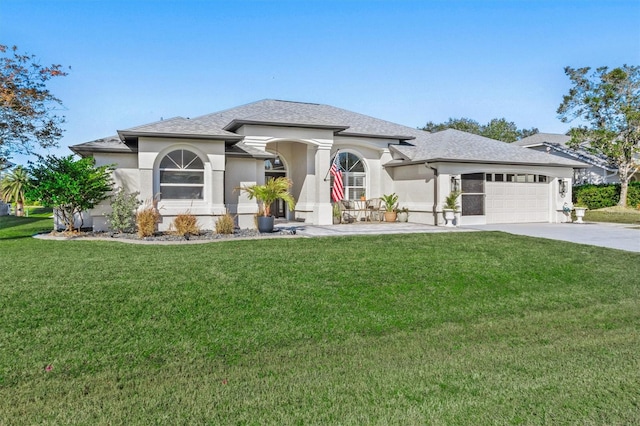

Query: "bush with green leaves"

xmin=573 ymin=182 xmax=640 ymax=209
xmin=105 ymin=189 xmax=141 ymax=233
xmin=27 ymin=155 xmax=113 ymax=231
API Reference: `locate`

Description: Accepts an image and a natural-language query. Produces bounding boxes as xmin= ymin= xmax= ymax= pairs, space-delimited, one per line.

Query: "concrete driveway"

xmin=464 ymin=222 xmax=640 ymax=253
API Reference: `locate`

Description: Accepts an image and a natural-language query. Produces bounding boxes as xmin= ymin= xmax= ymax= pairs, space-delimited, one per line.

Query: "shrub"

xmin=573 ymin=182 xmax=640 ymax=209
xmin=215 ymin=213 xmax=235 ymax=234
xmin=136 ymin=206 xmax=160 ymax=238
xmin=172 ymin=213 xmax=199 ymax=236
xmin=27 ymin=155 xmax=113 ymax=231
xmin=105 ymin=189 xmax=140 ymax=233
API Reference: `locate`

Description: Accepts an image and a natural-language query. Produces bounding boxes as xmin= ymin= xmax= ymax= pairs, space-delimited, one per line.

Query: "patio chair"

xmin=338 ymin=200 xmax=355 ymax=223
xmin=366 ymin=198 xmax=383 ymax=222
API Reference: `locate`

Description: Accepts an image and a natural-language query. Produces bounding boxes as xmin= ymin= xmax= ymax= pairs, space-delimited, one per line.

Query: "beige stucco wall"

xmin=386 ymin=163 xmax=437 ymax=225
xmin=226 ymin=156 xmax=262 ymax=229
xmin=137 ymin=137 xmax=226 ymax=231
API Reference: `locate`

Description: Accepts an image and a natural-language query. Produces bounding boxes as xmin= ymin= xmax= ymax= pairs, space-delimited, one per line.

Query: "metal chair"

xmin=366 ymin=198 xmax=383 ymax=222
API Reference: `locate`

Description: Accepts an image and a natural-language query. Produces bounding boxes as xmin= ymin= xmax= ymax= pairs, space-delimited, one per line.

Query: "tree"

xmin=558 ymin=65 xmax=640 ymax=207
xmin=0 ymin=44 xmax=68 ymax=160
xmin=421 ymin=117 xmax=538 ymax=142
xmin=0 ymin=165 xmax=28 ymax=216
xmin=422 ymin=117 xmax=482 ymax=134
xmin=27 ymin=155 xmax=113 ymax=231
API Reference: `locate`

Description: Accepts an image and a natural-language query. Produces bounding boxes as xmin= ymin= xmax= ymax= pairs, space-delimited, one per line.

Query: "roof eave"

xmin=117 ymin=130 xmax=244 ymax=143
xmin=223 ymin=119 xmax=350 ymax=133
xmin=70 ymin=146 xmax=137 ymax=157
xmin=394 ymin=157 xmax=590 ymax=168
xmin=337 ymin=131 xmax=416 ymax=141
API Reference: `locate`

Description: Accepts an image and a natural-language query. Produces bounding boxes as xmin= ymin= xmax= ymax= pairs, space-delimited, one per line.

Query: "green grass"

xmin=582 ymin=206 xmax=640 ymax=224
xmin=1 ymin=216 xmax=639 ymax=424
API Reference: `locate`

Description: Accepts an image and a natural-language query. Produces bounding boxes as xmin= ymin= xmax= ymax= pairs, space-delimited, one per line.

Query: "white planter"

xmin=443 ymin=209 xmax=456 ymax=227
xmin=397 ymin=211 xmax=408 ymax=222
xmin=574 ymin=207 xmax=587 ymax=224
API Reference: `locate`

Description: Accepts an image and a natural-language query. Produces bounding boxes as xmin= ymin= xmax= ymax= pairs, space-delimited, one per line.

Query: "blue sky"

xmin=2 ymin=0 xmax=639 ymax=163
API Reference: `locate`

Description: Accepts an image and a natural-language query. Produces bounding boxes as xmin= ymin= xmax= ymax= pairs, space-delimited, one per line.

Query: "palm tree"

xmin=240 ymin=177 xmax=296 ymax=217
xmin=1 ymin=166 xmax=29 ymax=217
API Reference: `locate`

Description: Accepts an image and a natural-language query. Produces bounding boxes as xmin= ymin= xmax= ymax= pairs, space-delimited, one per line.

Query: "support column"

xmin=315 ymin=146 xmax=332 ymax=225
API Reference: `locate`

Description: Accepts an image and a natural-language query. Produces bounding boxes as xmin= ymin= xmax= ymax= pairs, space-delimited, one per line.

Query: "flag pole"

xmin=324 ymin=150 xmax=339 ymax=181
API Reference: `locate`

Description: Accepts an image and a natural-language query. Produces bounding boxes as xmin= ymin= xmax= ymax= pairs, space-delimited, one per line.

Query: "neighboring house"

xmin=70 ymin=99 xmax=588 ymax=230
xmin=513 ymin=133 xmax=620 ymax=184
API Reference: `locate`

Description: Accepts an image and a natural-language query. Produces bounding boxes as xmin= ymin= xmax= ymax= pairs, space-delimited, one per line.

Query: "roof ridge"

xmin=122 ymin=116 xmax=187 ymax=131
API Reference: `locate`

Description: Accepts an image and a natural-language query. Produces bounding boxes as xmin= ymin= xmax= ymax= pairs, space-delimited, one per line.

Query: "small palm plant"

xmin=240 ymin=177 xmax=296 ymax=217
xmin=1 ymin=166 xmax=29 ymax=217
xmin=444 ymin=190 xmax=461 ymax=211
xmin=381 ymin=193 xmax=398 ymax=212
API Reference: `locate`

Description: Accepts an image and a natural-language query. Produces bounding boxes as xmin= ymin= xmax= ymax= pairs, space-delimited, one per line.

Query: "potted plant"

xmin=574 ymin=206 xmax=588 ymax=223
xmin=381 ymin=193 xmax=398 ymax=222
xmin=397 ymin=206 xmax=409 ymax=222
xmin=239 ymin=177 xmax=296 ymax=233
xmin=443 ymin=190 xmax=461 ymax=227
xmin=332 ymin=202 xmax=342 ymax=225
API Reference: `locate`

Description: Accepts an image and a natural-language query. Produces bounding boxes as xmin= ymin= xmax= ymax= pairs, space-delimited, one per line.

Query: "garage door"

xmin=485 ymin=181 xmax=550 ymax=224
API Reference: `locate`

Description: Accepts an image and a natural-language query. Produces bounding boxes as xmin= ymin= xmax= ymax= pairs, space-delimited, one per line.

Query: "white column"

xmin=315 ymin=146 xmax=332 ymax=225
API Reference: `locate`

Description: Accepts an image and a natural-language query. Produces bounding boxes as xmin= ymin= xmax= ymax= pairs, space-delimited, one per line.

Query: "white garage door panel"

xmin=486 ymin=182 xmax=549 ymax=224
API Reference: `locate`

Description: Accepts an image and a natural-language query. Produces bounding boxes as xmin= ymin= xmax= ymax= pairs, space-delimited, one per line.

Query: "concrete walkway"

xmin=282 ymin=221 xmax=639 ymax=253
xmin=463 ymin=222 xmax=640 ymax=253
xmin=280 ymin=222 xmax=470 ymax=237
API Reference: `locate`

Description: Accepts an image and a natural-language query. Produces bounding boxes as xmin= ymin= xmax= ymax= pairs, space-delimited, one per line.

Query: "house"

xmin=512 ymin=133 xmax=621 ymax=184
xmin=70 ymin=99 xmax=588 ymax=230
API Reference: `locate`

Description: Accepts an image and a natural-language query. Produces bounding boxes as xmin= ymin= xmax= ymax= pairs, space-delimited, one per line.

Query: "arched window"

xmin=331 ymin=151 xmax=366 ymax=200
xmin=159 ymin=149 xmax=204 ymax=199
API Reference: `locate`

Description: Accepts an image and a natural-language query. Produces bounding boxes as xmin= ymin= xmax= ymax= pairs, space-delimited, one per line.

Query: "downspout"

xmin=425 ymin=162 xmax=438 ymax=225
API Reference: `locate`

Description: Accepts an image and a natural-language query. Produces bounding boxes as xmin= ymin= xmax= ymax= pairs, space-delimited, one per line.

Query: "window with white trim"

xmin=331 ymin=152 xmax=366 ymax=200
xmin=159 ymin=149 xmax=204 ymax=199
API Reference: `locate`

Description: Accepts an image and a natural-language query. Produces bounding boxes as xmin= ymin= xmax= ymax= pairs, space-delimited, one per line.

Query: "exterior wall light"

xmin=558 ymin=179 xmax=567 ymax=197
xmin=451 ymin=176 xmax=461 ymax=192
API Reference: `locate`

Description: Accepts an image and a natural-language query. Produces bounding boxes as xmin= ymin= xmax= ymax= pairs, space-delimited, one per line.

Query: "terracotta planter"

xmin=384 ymin=211 xmax=397 ymax=222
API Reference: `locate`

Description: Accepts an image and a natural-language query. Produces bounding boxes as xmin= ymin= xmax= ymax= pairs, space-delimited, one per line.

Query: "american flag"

xmin=330 ymin=153 xmax=344 ymax=202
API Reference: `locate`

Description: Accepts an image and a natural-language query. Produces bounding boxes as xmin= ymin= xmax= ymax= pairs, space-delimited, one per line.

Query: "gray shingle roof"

xmin=391 ymin=129 xmax=588 ymax=167
xmin=70 ymin=135 xmax=135 ymax=156
xmin=193 ymin=99 xmax=419 ymax=139
xmin=512 ymin=132 xmax=616 ymax=170
xmin=512 ymin=133 xmax=571 ymax=147
xmin=69 ymin=100 xmax=588 ymax=168
xmin=119 ymin=116 xmax=242 ymax=140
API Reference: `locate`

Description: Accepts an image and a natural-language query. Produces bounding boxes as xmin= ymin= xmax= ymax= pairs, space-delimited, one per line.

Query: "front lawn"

xmin=1 ymin=216 xmax=639 ymax=424
xmin=583 ymin=206 xmax=640 ymax=224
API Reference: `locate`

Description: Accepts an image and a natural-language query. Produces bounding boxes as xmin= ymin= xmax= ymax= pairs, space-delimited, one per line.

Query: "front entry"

xmin=265 ymin=156 xmax=287 ymax=218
